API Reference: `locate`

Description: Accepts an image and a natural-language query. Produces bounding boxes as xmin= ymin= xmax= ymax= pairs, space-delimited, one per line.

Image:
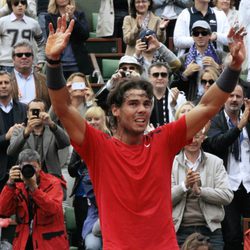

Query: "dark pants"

xmin=73 ymin=196 xmax=88 ymax=250
xmin=177 ymin=226 xmax=224 ymax=250
xmin=222 ymin=184 xmax=250 ymax=250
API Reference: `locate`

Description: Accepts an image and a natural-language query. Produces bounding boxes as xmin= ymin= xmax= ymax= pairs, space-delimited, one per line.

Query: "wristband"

xmin=46 ymin=64 xmax=66 ymax=90
xmin=46 ymin=57 xmax=61 ymax=65
xmin=216 ymin=66 xmax=241 ymax=93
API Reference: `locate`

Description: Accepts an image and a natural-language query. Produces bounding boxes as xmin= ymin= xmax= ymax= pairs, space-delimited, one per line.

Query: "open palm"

xmin=45 ymin=15 xmax=75 ymax=59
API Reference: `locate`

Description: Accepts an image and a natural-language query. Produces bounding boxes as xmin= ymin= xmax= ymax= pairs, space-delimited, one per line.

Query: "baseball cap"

xmin=191 ymin=20 xmax=212 ymax=33
xmin=139 ymin=29 xmax=156 ymax=40
xmin=119 ymin=55 xmax=143 ymax=74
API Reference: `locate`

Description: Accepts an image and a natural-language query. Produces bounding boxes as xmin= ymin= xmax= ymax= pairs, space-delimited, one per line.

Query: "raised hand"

xmin=45 ymin=15 xmax=75 ymax=60
xmin=227 ymin=26 xmax=247 ymax=70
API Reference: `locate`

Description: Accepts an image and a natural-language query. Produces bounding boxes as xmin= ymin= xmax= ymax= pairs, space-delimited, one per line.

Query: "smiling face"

xmin=184 ymin=131 xmax=204 ymax=153
xmin=135 ymin=0 xmax=151 ymax=15
xmin=112 ymin=89 xmax=152 ymax=136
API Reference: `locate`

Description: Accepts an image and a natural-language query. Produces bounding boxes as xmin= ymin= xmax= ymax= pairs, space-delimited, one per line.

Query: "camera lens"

xmin=21 ymin=164 xmax=35 ymax=179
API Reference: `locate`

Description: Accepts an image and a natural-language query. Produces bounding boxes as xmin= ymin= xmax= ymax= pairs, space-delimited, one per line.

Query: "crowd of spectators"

xmin=0 ymin=0 xmax=250 ymax=250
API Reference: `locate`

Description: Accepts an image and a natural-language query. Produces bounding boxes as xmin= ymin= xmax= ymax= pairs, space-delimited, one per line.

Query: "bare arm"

xmin=185 ymin=27 xmax=246 ymax=140
xmin=45 ymin=16 xmax=86 ymax=145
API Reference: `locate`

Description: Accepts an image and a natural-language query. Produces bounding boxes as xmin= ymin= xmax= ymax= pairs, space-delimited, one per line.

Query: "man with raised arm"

xmin=45 ymin=15 xmax=246 ymax=250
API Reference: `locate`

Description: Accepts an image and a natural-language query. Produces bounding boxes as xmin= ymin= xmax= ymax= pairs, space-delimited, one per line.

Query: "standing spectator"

xmin=206 ymin=84 xmax=250 ymax=250
xmin=0 ymin=0 xmax=36 ymax=18
xmin=44 ymin=16 xmax=245 ymax=249
xmin=10 ymin=40 xmax=50 ymax=108
xmin=123 ymin=0 xmax=168 ymax=55
xmin=37 ymin=0 xmax=49 ymax=39
xmin=172 ymin=20 xmax=225 ymax=101
xmin=0 ymin=149 xmax=69 ymax=250
xmin=45 ymin=0 xmax=92 ymax=79
xmin=0 ymin=70 xmax=27 ymax=191
xmin=174 ymin=0 xmax=230 ymax=56
xmin=213 ymin=0 xmax=238 ymax=27
xmin=7 ymin=98 xmax=70 ymax=179
xmin=0 ymin=0 xmax=45 ymax=72
xmin=172 ymin=128 xmax=233 ymax=249
xmin=152 ymin=0 xmax=193 ymax=38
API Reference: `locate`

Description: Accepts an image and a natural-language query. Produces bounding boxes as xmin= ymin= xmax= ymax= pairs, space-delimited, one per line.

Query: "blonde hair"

xmin=48 ymin=0 xmax=76 ymax=14
xmin=67 ymin=72 xmax=91 ymax=88
xmin=175 ymin=101 xmax=195 ymax=120
xmin=181 ymin=232 xmax=212 ymax=250
xmin=85 ymin=106 xmax=110 ymax=133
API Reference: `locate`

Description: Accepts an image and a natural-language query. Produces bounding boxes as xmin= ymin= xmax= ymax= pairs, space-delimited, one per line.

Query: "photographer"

xmin=0 ymin=149 xmax=69 ymax=250
xmin=7 ymin=98 xmax=70 ymax=179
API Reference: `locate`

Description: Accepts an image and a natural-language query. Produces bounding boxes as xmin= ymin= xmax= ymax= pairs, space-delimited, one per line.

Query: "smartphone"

xmin=32 ymin=109 xmax=40 ymax=118
xmin=71 ymin=82 xmax=86 ymax=90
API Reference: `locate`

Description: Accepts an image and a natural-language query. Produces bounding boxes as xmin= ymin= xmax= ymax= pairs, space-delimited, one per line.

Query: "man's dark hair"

xmin=7 ymin=0 xmax=28 ymax=12
xmin=18 ymin=149 xmax=41 ymax=165
xmin=148 ymin=62 xmax=169 ymax=75
xmin=130 ymin=0 xmax=153 ymax=18
xmin=107 ymin=79 xmax=153 ymax=128
xmin=28 ymin=98 xmax=48 ymax=111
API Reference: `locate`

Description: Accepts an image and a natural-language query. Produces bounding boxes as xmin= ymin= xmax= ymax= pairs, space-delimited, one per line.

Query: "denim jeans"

xmin=177 ymin=225 xmax=224 ymax=250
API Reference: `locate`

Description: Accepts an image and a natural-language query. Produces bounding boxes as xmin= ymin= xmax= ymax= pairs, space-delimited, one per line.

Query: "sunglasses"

xmin=200 ymin=79 xmax=214 ymax=85
xmin=192 ymin=30 xmax=210 ymax=37
xmin=151 ymin=72 xmax=168 ymax=78
xmin=14 ymin=52 xmax=33 ymax=58
xmin=120 ymin=66 xmax=136 ymax=71
xmin=13 ymin=0 xmax=27 ymax=6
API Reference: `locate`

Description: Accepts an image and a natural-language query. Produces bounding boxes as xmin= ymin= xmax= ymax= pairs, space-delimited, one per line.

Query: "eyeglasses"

xmin=14 ymin=52 xmax=33 ymax=58
xmin=192 ymin=30 xmax=210 ymax=37
xmin=13 ymin=0 xmax=27 ymax=6
xmin=120 ymin=66 xmax=136 ymax=71
xmin=200 ymin=79 xmax=214 ymax=85
xmin=151 ymin=72 xmax=168 ymax=78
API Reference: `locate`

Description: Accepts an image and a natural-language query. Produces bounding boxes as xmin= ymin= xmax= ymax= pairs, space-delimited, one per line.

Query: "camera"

xmin=120 ymin=71 xmax=131 ymax=78
xmin=32 ymin=109 xmax=40 ymax=118
xmin=21 ymin=164 xmax=36 ymax=179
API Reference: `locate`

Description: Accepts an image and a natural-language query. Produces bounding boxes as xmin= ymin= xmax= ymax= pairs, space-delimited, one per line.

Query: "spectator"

xmin=123 ymin=0 xmax=168 ymax=55
xmin=45 ymin=0 xmax=92 ymax=79
xmin=0 ymin=0 xmax=45 ymax=72
xmin=175 ymin=101 xmax=195 ymax=120
xmin=174 ymin=0 xmax=230 ymax=56
xmin=148 ymin=62 xmax=186 ymax=128
xmin=172 ymin=127 xmax=233 ymax=249
xmin=95 ymin=55 xmax=142 ymax=112
xmin=37 ymin=0 xmax=49 ymax=39
xmin=213 ymin=0 xmax=238 ymax=27
xmin=172 ymin=20 xmax=225 ymax=101
xmin=96 ymin=0 xmax=130 ymax=51
xmin=7 ymin=98 xmax=70 ymax=180
xmin=134 ymin=29 xmax=181 ymax=77
xmin=152 ymin=0 xmax=193 ymax=38
xmin=0 ymin=148 xmax=69 ymax=250
xmin=206 ymin=84 xmax=250 ymax=250
xmin=0 ymin=70 xmax=27 ymax=191
xmin=10 ymin=40 xmax=50 ymax=108
xmin=0 ymin=0 xmax=36 ymax=18
xmin=181 ymin=232 xmax=213 ymax=250
xmin=45 ymin=16 xmax=245 ymax=249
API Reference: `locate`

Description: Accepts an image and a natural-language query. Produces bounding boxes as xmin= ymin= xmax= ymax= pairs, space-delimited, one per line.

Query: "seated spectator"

xmin=0 ymin=70 xmax=27 ymax=192
xmin=122 ymin=0 xmax=168 ymax=55
xmin=213 ymin=0 xmax=238 ymax=27
xmin=0 ymin=149 xmax=69 ymax=250
xmin=134 ymin=29 xmax=181 ymax=77
xmin=0 ymin=0 xmax=45 ymax=73
xmin=10 ymin=40 xmax=50 ymax=108
xmin=96 ymin=55 xmax=142 ymax=111
xmin=172 ymin=127 xmax=233 ymax=249
xmin=0 ymin=0 xmax=36 ymax=18
xmin=171 ymin=20 xmax=225 ymax=101
xmin=148 ymin=62 xmax=186 ymax=128
xmin=175 ymin=101 xmax=195 ymax=120
xmin=174 ymin=0 xmax=229 ymax=56
xmin=181 ymin=232 xmax=212 ymax=250
xmin=7 ymin=98 xmax=70 ymax=180
xmin=152 ymin=0 xmax=193 ymax=38
xmin=45 ymin=0 xmax=92 ymax=79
